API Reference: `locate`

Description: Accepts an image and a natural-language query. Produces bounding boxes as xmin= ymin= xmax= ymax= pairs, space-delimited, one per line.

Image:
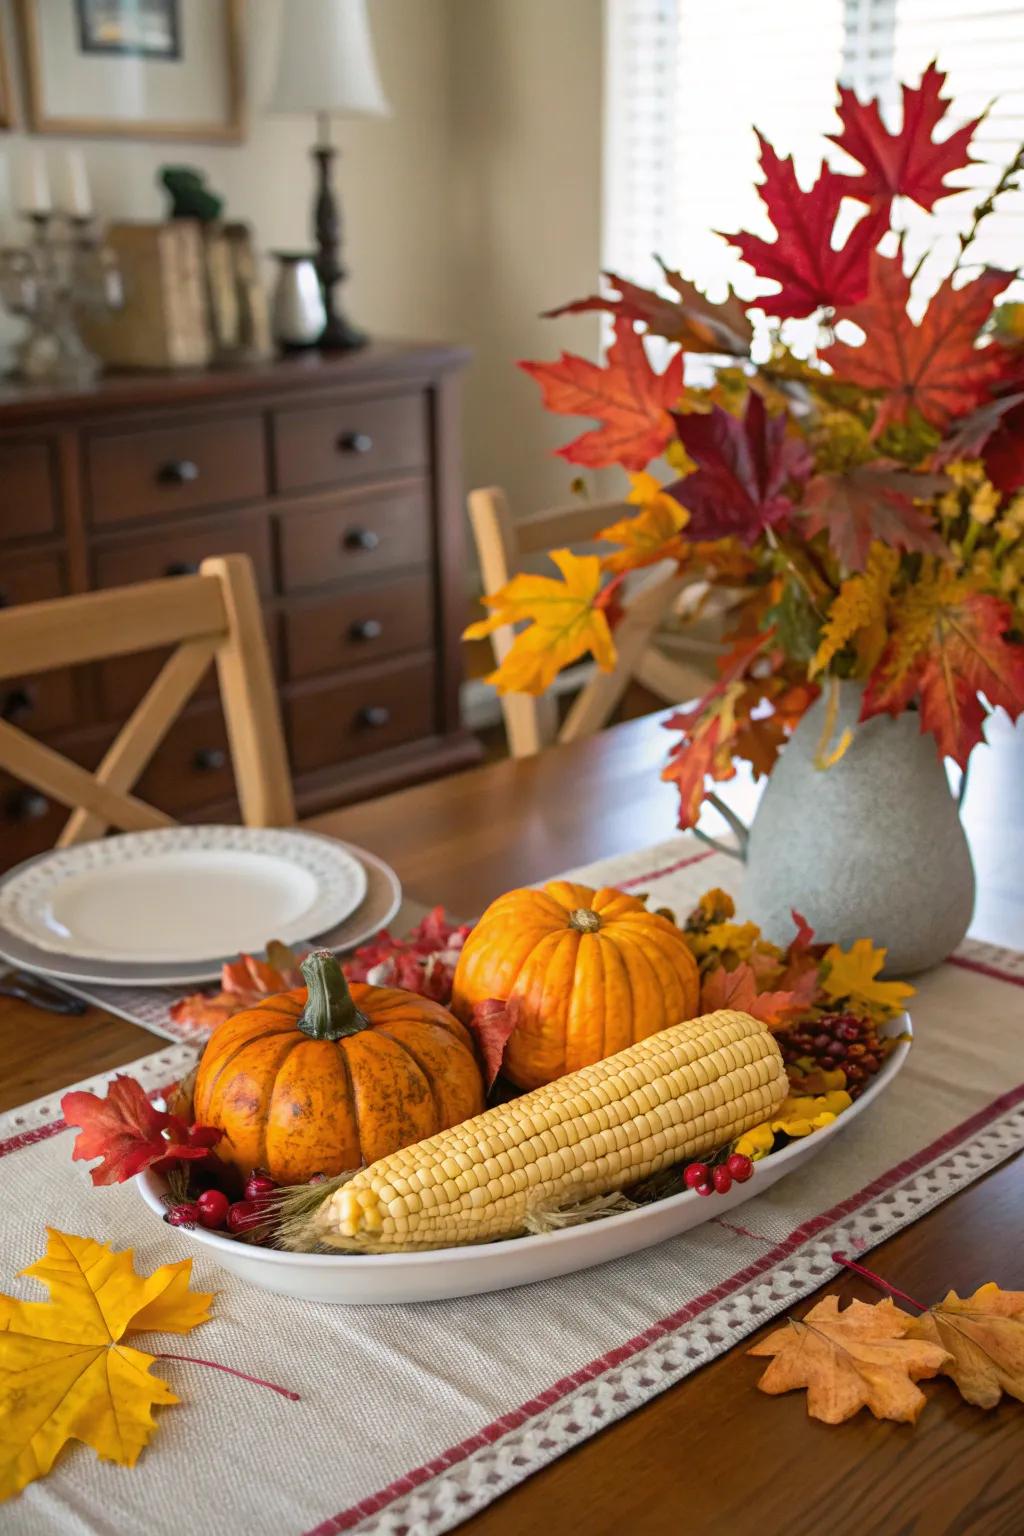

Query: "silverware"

xmin=0 ymin=972 xmax=88 ymax=1016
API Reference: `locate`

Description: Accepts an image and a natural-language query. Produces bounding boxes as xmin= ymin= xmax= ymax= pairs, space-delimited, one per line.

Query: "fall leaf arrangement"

xmin=472 ymin=62 xmax=1024 ymax=829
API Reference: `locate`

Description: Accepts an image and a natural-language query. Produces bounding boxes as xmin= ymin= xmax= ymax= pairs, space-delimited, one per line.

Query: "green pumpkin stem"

xmin=297 ymin=950 xmax=370 ymax=1041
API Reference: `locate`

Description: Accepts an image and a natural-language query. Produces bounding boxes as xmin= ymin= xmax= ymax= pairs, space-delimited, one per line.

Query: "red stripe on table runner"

xmin=307 ymin=1079 xmax=1024 ymax=1536
xmin=948 ymin=954 xmax=1024 ymax=988
xmin=0 ymin=1080 xmax=181 ymax=1162
xmin=618 ymin=848 xmax=716 ymax=889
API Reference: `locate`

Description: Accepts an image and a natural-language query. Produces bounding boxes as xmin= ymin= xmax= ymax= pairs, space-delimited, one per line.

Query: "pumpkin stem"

xmin=568 ymin=908 xmax=602 ymax=934
xmin=297 ymin=951 xmax=371 ymax=1041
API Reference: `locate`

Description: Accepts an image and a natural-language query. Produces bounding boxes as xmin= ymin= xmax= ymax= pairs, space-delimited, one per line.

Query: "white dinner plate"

xmin=0 ymin=826 xmax=367 ymax=966
xmin=139 ymin=1015 xmax=912 ymax=1305
xmin=0 ymin=836 xmax=401 ymax=988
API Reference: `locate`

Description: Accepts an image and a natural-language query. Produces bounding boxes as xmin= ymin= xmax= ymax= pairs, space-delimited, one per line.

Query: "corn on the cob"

xmin=314 ymin=1009 xmax=787 ymax=1252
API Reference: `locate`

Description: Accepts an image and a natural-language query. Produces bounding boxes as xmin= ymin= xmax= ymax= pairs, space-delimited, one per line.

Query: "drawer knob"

xmin=350 ymin=618 xmax=383 ymax=642
xmin=158 ymin=459 xmax=200 ymax=485
xmin=343 ymin=528 xmax=380 ymax=553
xmin=338 ymin=431 xmax=374 ymax=455
xmin=6 ymin=789 xmax=50 ymax=823
xmin=193 ymin=747 xmax=228 ymax=773
xmin=358 ymin=704 xmax=391 ymax=729
xmin=165 ymin=560 xmax=201 ymax=578
xmin=1 ymin=686 xmax=36 ymax=725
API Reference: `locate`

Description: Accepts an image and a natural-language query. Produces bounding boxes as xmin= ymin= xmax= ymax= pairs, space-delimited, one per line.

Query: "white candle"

xmin=57 ymin=149 xmax=92 ymax=219
xmin=15 ymin=147 xmax=51 ymax=215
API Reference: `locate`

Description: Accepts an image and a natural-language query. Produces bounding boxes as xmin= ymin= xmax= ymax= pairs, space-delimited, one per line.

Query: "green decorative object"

xmin=160 ymin=166 xmax=224 ymax=223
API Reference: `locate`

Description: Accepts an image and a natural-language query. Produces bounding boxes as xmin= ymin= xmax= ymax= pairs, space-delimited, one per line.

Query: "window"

xmin=604 ymin=0 xmax=1024 ymax=306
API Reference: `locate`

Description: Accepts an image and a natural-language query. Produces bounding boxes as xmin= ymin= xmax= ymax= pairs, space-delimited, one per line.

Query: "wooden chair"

xmin=468 ymin=486 xmax=723 ymax=758
xmin=0 ymin=555 xmax=295 ymax=846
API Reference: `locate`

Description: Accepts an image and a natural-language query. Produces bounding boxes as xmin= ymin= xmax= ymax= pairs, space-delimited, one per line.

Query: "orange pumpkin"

xmin=451 ymin=881 xmax=700 ymax=1090
xmin=193 ymin=950 xmax=485 ymax=1185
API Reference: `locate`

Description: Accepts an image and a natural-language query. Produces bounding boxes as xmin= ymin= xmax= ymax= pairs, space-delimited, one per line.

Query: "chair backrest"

xmin=0 ymin=554 xmax=295 ymax=847
xmin=467 ymin=485 xmax=690 ymax=758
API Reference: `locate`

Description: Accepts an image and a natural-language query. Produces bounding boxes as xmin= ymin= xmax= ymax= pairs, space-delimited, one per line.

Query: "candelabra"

xmin=0 ymin=214 xmax=123 ymax=385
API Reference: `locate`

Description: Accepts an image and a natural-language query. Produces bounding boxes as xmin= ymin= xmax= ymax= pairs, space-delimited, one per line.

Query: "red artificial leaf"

xmin=790 ymin=910 xmax=815 ymax=952
xmin=824 ymin=254 xmax=1012 ymax=434
xmin=669 ymin=392 xmax=812 ymax=544
xmin=61 ymin=1075 xmax=222 ymax=1187
xmin=518 ymin=318 xmax=684 ymax=470
xmin=344 ymin=906 xmax=473 ymax=1002
xmin=982 ymin=397 xmax=1024 ymax=496
xmin=169 ymin=942 xmax=305 ymax=1035
xmin=863 ymin=576 xmax=1024 ymax=767
xmin=720 ymin=134 xmax=885 ymax=320
xmin=466 ymin=997 xmax=522 ymax=1090
xmin=701 ymin=961 xmax=817 ymax=1029
xmin=828 ymin=61 xmax=982 ymax=212
xmin=661 ymin=708 xmax=730 ymax=831
xmin=932 ymin=392 xmax=1024 ymax=473
xmin=545 ymin=260 xmax=753 ymax=356
xmin=803 ymin=464 xmax=948 ymax=572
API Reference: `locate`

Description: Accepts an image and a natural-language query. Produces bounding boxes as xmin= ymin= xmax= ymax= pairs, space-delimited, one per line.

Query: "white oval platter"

xmin=139 ymin=1015 xmax=912 ymax=1306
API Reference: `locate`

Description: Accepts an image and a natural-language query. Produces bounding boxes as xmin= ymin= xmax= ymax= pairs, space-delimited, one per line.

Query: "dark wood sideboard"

xmin=0 ymin=342 xmax=481 ymax=871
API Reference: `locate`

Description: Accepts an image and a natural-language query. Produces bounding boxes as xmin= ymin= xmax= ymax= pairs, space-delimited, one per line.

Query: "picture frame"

xmin=0 ymin=13 xmax=14 ymax=129
xmin=17 ymin=0 xmax=246 ymax=142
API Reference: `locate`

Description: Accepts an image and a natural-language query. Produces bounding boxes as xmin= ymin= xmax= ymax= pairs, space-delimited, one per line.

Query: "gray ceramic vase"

xmin=722 ymin=683 xmax=975 ymax=975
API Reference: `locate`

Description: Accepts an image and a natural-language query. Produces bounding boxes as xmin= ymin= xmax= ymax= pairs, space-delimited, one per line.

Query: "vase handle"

xmin=692 ymin=792 xmax=750 ymax=862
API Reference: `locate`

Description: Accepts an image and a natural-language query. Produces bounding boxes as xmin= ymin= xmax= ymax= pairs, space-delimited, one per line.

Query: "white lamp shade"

xmin=266 ymin=0 xmax=390 ymax=118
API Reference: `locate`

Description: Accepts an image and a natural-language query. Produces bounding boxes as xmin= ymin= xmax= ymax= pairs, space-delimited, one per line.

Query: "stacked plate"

xmin=0 ymin=826 xmax=402 ymax=988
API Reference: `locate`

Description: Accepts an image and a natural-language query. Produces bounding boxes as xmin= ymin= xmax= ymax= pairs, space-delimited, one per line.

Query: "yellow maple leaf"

xmin=906 ymin=1283 xmax=1024 ymax=1409
xmin=463 ymin=547 xmax=616 ymax=696
xmin=810 ymin=543 xmax=899 ymax=679
xmin=597 ymin=472 xmax=689 ymax=573
xmin=0 ymin=1229 xmax=213 ymax=1500
xmin=821 ymin=938 xmax=914 ymax=1013
xmin=749 ymin=1296 xmax=950 ymax=1424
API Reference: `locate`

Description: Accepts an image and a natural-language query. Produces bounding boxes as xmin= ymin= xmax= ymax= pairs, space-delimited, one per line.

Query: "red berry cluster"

xmin=165 ymin=1168 xmax=280 ymax=1237
xmin=683 ymin=1152 xmax=753 ymax=1198
xmin=779 ymin=1010 xmax=887 ymax=1098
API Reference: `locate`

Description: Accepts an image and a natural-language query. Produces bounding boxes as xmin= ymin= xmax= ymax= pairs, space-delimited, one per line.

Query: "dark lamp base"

xmin=320 ymin=310 xmax=369 ymax=351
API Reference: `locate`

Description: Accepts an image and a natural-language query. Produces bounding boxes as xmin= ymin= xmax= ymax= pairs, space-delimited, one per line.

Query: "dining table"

xmin=1 ymin=708 xmax=1021 ymax=1536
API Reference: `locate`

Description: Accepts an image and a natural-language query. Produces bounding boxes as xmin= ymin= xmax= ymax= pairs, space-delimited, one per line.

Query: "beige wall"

xmin=0 ymin=0 xmax=606 ymax=516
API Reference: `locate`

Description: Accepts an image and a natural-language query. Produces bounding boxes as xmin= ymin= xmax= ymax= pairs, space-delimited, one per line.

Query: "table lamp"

xmin=266 ymin=0 xmax=390 ymax=350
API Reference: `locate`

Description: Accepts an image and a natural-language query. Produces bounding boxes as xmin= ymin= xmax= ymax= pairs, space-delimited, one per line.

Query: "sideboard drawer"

xmin=137 ymin=701 xmax=235 ymax=815
xmin=0 ymin=556 xmax=76 ymax=734
xmin=283 ymin=573 xmax=434 ymax=680
xmin=273 ymin=392 xmax=428 ymax=494
xmin=93 ymin=516 xmax=273 ymax=593
xmin=278 ymin=485 xmax=430 ymax=592
xmin=0 ymin=554 xmax=65 ymax=610
xmin=0 ymin=441 xmax=58 ymax=537
xmin=286 ymin=655 xmax=435 ymax=773
xmin=86 ymin=415 xmax=267 ymax=526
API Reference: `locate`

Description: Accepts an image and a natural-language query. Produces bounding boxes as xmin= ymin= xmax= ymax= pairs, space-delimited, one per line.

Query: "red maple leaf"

xmin=61 ymin=1074 xmax=222 ymax=1186
xmin=981 ymin=397 xmax=1024 ymax=495
xmin=932 ymin=392 xmax=1024 ymax=469
xmin=466 ymin=997 xmax=521 ymax=1090
xmin=789 ymin=910 xmax=815 ymax=953
xmin=720 ymin=134 xmax=885 ymax=320
xmin=701 ymin=961 xmax=817 ymax=1029
xmin=668 ymin=392 xmax=812 ymax=544
xmin=828 ymin=61 xmax=982 ymax=212
xmin=802 ymin=464 xmax=948 ymax=572
xmin=863 ymin=579 xmax=1024 ymax=767
xmin=519 ymin=318 xmax=684 ymax=470
xmin=823 ymin=254 xmax=1012 ymax=434
xmin=544 ymin=261 xmax=752 ymax=356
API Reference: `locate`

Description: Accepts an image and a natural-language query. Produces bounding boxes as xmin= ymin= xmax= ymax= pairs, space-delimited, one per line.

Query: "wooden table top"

xmin=1 ymin=710 xmax=1021 ymax=1535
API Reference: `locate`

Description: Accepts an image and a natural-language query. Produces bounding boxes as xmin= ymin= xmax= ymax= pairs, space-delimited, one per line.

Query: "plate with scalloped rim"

xmin=138 ymin=1014 xmax=912 ymax=1305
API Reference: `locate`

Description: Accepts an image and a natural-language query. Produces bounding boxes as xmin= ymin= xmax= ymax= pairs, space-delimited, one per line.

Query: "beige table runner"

xmin=1 ymin=837 xmax=1021 ymax=1536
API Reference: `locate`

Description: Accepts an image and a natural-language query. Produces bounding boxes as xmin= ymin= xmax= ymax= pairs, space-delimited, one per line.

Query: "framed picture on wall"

xmin=17 ymin=0 xmax=245 ymax=141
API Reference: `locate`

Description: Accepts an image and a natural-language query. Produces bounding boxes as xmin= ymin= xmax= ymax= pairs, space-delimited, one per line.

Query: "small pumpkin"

xmin=451 ymin=881 xmax=701 ymax=1090
xmin=193 ymin=950 xmax=485 ymax=1185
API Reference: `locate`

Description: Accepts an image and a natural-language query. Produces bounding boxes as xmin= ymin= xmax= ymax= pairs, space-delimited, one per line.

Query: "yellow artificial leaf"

xmin=821 ymin=938 xmax=914 ymax=1013
xmin=732 ymin=1123 xmax=776 ymax=1161
xmin=748 ymin=1296 xmax=950 ymax=1424
xmin=769 ymin=1089 xmax=853 ymax=1138
xmin=906 ymin=1283 xmax=1024 ymax=1408
xmin=810 ymin=543 xmax=899 ymax=679
xmin=463 ymin=547 xmax=617 ymax=696
xmin=597 ymin=472 xmax=689 ymax=573
xmin=0 ymin=1229 xmax=213 ymax=1500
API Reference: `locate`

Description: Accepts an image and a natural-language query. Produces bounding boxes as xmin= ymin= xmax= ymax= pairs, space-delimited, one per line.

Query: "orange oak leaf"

xmin=518 ymin=318 xmax=684 ymax=470
xmin=861 ymin=573 xmax=1024 ymax=767
xmin=906 ymin=1284 xmax=1024 ymax=1408
xmin=749 ymin=1296 xmax=950 ymax=1423
xmin=722 ymin=134 xmax=885 ymax=319
xmin=463 ymin=547 xmax=616 ymax=696
xmin=700 ymin=960 xmax=817 ymax=1028
xmin=545 ymin=260 xmax=753 ymax=356
xmin=598 ymin=472 xmax=688 ymax=571
xmin=823 ymin=254 xmax=1012 ymax=434
xmin=169 ymin=941 xmax=305 ymax=1035
xmin=828 ymin=61 xmax=982 ymax=212
xmin=61 ymin=1075 xmax=222 ymax=1186
xmin=802 ymin=464 xmax=948 ymax=572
